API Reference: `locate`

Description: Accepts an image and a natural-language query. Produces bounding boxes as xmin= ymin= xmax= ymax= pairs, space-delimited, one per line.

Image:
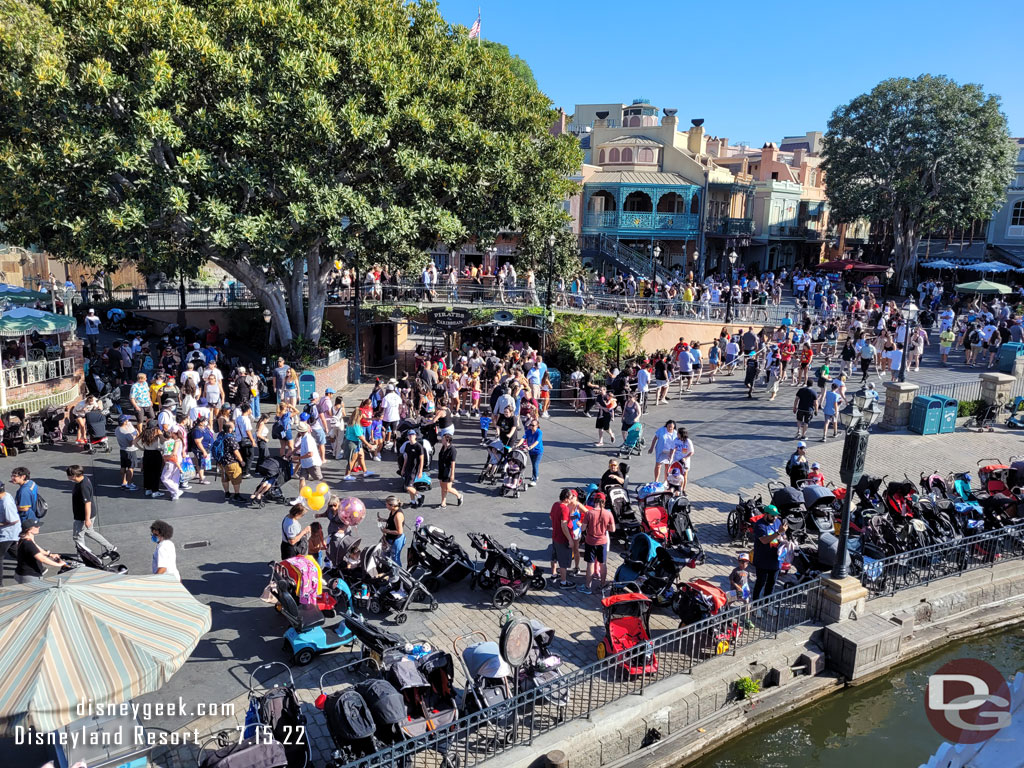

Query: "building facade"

xmin=986 ymin=138 xmax=1024 ymax=265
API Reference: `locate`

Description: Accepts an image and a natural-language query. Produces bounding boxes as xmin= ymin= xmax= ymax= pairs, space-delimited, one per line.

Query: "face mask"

xmin=151 ymin=535 xmax=159 ymax=543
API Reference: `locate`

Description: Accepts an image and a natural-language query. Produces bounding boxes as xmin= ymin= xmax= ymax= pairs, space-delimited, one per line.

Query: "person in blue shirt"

xmin=10 ymin=467 xmax=38 ymax=521
xmin=752 ymin=505 xmax=786 ymax=600
xmin=523 ymin=419 xmax=544 ymax=486
xmin=0 ymin=481 xmax=20 ymax=587
xmin=647 ymin=419 xmax=677 ymax=484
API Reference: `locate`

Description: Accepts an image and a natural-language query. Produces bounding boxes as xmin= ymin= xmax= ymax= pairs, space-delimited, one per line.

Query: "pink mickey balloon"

xmin=338 ymin=497 xmax=366 ymax=526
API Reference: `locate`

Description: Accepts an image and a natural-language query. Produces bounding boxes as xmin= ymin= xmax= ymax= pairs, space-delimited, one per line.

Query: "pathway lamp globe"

xmin=651 ymin=245 xmax=662 ymax=299
xmin=613 ymin=313 xmax=624 ymax=372
xmin=262 ymin=309 xmax=272 ymax=324
xmin=262 ymin=309 xmax=272 ymax=353
xmin=728 ymin=250 xmax=739 ymax=266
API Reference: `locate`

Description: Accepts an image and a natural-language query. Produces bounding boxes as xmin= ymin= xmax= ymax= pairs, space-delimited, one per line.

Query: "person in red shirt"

xmin=206 ymin=319 xmax=219 ymax=346
xmin=797 ymin=343 xmax=814 ymax=386
xmin=806 ymin=462 xmax=826 ymax=486
xmin=549 ymin=489 xmax=583 ymax=589
xmin=578 ymin=493 xmax=616 ymax=595
xmin=778 ymin=338 xmax=795 ymax=382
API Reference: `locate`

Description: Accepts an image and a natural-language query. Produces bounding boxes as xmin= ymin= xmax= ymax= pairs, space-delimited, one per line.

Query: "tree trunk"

xmin=209 ymin=255 xmax=295 ymax=347
xmin=285 ymin=256 xmax=305 ymax=337
xmin=304 ymin=241 xmax=331 ymax=343
xmin=891 ymin=209 xmax=920 ymax=298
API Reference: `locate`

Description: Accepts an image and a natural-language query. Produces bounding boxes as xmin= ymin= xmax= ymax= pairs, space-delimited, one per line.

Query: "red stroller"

xmin=596 ymin=591 xmax=658 ymax=675
xmin=637 ymin=484 xmax=674 ymax=542
xmin=978 ymin=459 xmax=1012 ymax=497
xmin=672 ymin=579 xmax=741 ymax=655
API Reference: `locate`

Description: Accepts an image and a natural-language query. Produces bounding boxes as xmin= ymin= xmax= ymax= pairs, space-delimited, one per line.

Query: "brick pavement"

xmin=144 ymin=341 xmax=1024 ymax=768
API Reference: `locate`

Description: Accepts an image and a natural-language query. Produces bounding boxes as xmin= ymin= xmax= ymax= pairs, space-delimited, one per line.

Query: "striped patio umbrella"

xmin=0 ymin=570 xmax=212 ymax=736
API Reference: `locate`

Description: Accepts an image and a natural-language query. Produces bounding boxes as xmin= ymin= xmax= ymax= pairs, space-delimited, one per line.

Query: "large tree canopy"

xmin=822 ymin=75 xmax=1016 ymax=290
xmin=0 ymin=0 xmax=582 ymax=345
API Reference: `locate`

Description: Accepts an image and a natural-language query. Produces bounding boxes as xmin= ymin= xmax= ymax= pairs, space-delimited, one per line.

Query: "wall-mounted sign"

xmin=427 ymin=307 xmax=471 ymax=330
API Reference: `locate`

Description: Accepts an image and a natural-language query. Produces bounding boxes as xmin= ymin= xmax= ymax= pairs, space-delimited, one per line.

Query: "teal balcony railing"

xmin=583 ymin=211 xmax=700 ymax=232
xmin=705 ymin=217 xmax=755 ymax=236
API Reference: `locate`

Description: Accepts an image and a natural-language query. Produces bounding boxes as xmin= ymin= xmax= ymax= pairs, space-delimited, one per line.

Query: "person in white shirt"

xmin=635 ymin=365 xmax=651 ymax=412
xmin=291 ymin=422 xmax=323 ymax=503
xmin=150 ymin=520 xmax=179 ymax=577
xmin=180 ymin=362 xmax=201 ymax=389
xmin=673 ymin=427 xmax=695 ymax=493
xmin=381 ymin=383 xmax=402 ymax=447
xmin=204 ymin=362 xmax=223 ymax=383
xmin=234 ymin=403 xmax=255 ymax=475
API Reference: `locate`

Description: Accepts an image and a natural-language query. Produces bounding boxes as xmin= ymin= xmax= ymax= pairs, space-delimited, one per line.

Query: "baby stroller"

xmin=0 ymin=409 xmax=31 ymax=456
xmin=596 ymin=591 xmax=658 ymax=675
xmin=406 ymin=522 xmax=476 ymax=591
xmin=618 ymin=422 xmax=644 ymax=457
xmin=467 ymin=531 xmax=545 ymax=609
xmin=920 ymin=472 xmax=953 ymax=499
xmin=500 ymin=444 xmax=529 ymax=498
xmin=672 ymin=579 xmax=740 ymax=655
xmin=613 ymin=533 xmax=685 ymax=607
xmin=250 ymin=456 xmax=293 ymax=507
xmin=342 ymin=611 xmax=407 ymax=669
xmin=636 ymin=482 xmax=674 ymax=543
xmin=198 ymin=734 xmax=288 ymax=768
xmin=801 ymin=484 xmax=836 ymax=535
xmin=478 ymin=438 xmax=509 ymax=485
xmin=519 ymin=619 xmax=568 ymax=721
xmin=456 ymin=634 xmax=518 ymax=740
xmin=768 ymin=483 xmax=807 ymax=543
xmin=354 ymin=677 xmax=407 ymax=747
xmin=83 ymin=408 xmax=111 ymax=454
xmin=667 ymin=496 xmax=705 ymax=565
xmin=318 ymin=677 xmax=381 ymax=765
xmin=241 ymin=662 xmax=311 ymax=768
xmin=978 ymin=459 xmax=1013 ymax=497
xmin=882 ymin=479 xmax=918 ymax=519
xmin=385 ymin=651 xmax=460 ymax=735
xmin=360 ymin=542 xmax=438 ymax=625
xmin=59 ymin=543 xmax=129 ymax=575
xmin=40 ymin=404 xmax=66 ymax=445
xmin=606 ymin=484 xmax=640 ymax=543
xmin=727 ymin=492 xmax=764 ymax=545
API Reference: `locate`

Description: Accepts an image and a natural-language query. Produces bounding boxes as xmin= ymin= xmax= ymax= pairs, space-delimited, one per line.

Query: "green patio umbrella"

xmin=954 ymin=279 xmax=1012 ymax=295
xmin=0 ymin=283 xmax=49 ymax=304
xmin=0 ymin=306 xmax=76 ymax=337
xmin=0 ymin=570 xmax=212 ymax=735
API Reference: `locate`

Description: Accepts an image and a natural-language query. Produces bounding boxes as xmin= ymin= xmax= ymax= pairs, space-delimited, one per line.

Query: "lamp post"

xmin=614 ymin=313 xmax=623 ymax=371
xmin=544 ymin=233 xmax=556 ymax=318
xmin=724 ymin=250 xmax=739 ymax=323
xmin=543 ymin=309 xmax=555 ymax=354
xmin=897 ymin=299 xmax=919 ymax=383
xmin=651 ymin=245 xmax=661 ymax=293
xmin=831 ymin=391 xmax=883 ymax=579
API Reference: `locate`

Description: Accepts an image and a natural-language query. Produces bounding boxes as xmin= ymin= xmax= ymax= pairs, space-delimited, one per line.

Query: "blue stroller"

xmin=619 ymin=422 xmax=645 ymax=457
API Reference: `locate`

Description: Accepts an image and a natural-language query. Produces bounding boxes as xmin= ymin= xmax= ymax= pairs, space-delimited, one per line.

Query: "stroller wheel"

xmin=596 ymin=641 xmax=607 ymax=660
xmin=368 ymin=598 xmax=383 ymax=615
xmin=429 ymin=600 xmax=439 ymax=612
xmin=395 ymin=612 xmax=408 ymax=625
xmin=31 ymin=445 xmax=38 ymax=452
xmin=493 ymin=586 xmax=516 ymax=609
xmin=530 ymin=574 xmax=547 ymax=591
xmin=726 ymin=510 xmax=740 ymax=541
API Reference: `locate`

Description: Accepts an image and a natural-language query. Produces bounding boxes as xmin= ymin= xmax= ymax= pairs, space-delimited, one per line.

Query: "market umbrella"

xmin=918 ymin=260 xmax=958 ymax=269
xmin=954 ymin=279 xmax=1012 ymax=295
xmin=0 ymin=570 xmax=212 ymax=735
xmin=814 ymin=259 xmax=891 ymax=272
xmin=0 ymin=306 xmax=76 ymax=337
xmin=961 ymin=261 xmax=1013 ymax=273
xmin=0 ymin=284 xmax=49 ymax=304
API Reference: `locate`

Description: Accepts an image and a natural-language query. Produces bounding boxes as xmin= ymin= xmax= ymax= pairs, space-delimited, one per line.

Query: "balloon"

xmin=315 ymin=482 xmax=330 ymax=496
xmin=334 ymin=260 xmax=342 ymax=270
xmin=300 ymin=486 xmax=313 ymax=500
xmin=338 ymin=497 xmax=366 ymax=526
xmin=309 ymin=494 xmax=326 ymax=511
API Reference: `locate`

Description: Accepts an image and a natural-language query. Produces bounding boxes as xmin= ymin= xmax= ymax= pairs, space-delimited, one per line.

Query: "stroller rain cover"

xmin=325 ymin=688 xmax=376 ymax=742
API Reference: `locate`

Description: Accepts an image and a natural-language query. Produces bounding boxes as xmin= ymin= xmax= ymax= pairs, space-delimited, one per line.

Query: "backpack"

xmin=35 ymin=489 xmax=48 ymax=519
xmin=211 ymin=433 xmax=228 ymax=465
xmin=271 ymin=421 xmax=284 ymax=440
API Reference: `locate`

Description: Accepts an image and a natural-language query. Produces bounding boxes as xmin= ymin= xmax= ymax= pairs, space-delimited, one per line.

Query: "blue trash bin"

xmin=998 ymin=342 xmax=1024 ymax=373
xmin=909 ymin=396 xmax=942 ymax=435
xmin=932 ymin=395 xmax=958 ymax=434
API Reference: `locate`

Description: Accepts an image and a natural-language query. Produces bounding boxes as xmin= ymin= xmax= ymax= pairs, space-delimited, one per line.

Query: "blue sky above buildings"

xmin=437 ymin=0 xmax=1022 ymax=141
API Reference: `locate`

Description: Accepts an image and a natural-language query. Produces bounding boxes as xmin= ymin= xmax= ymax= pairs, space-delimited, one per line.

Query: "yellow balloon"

xmin=315 ymin=482 xmax=330 ymax=496
xmin=334 ymin=260 xmax=342 ymax=270
xmin=309 ymin=494 xmax=326 ymax=511
xmin=300 ymin=486 xmax=313 ymax=500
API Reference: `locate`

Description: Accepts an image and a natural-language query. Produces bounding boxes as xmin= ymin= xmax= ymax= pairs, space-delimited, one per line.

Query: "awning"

xmin=814 ymin=259 xmax=890 ymax=273
xmin=0 ymin=307 xmax=76 ymax=337
xmin=954 ymin=279 xmax=1012 ymax=295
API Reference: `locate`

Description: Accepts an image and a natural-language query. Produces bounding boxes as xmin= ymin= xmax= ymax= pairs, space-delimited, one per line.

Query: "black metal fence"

xmin=329 ymin=581 xmax=822 ymax=768
xmin=859 ymin=521 xmax=1024 ymax=599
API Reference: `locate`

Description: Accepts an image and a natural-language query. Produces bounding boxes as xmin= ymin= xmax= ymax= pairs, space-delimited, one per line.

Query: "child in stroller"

xmin=359 ymin=541 xmax=438 ymax=625
xmin=499 ymin=443 xmax=529 ymax=498
xmin=467 ymin=531 xmax=546 ymax=609
xmin=250 ymin=455 xmax=294 ymax=507
xmin=618 ymin=422 xmax=644 ymax=457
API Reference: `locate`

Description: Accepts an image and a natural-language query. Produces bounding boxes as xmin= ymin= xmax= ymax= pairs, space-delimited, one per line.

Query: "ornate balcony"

xmin=705 ymin=217 xmax=755 ymax=236
xmin=582 ymin=211 xmax=700 ymax=233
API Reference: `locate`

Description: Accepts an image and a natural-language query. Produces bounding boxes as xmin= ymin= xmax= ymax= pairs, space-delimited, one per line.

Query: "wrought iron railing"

xmin=2 ymin=356 xmax=75 ymax=389
xmin=584 ymin=211 xmax=700 ymax=233
xmin=706 ymin=217 xmax=755 ymax=236
xmin=859 ymin=521 xmax=1024 ymax=599
xmin=329 ymin=580 xmax=823 ymax=768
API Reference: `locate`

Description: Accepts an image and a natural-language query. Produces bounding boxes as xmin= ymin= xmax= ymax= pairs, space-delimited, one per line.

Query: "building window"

xmin=588 ymin=190 xmax=616 ymax=212
xmin=621 ymin=148 xmax=633 ymax=162
xmin=1012 ymin=200 xmax=1024 ymax=227
xmin=656 ymin=192 xmax=684 ymax=213
xmin=771 ymin=171 xmax=779 ymax=181
xmin=628 ymin=116 xmax=640 ymax=127
xmin=639 ymin=148 xmax=654 ymax=163
xmin=623 ymin=191 xmax=653 ymax=212
xmin=609 ymin=148 xmax=620 ymax=163
xmin=690 ymin=194 xmax=700 ymax=215
xmin=808 ymin=170 xmax=816 ymax=186
xmin=599 ymin=149 xmax=605 ymax=164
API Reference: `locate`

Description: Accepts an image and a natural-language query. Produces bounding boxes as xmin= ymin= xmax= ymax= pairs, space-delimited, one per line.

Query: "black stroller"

xmin=455 ymin=633 xmax=517 ymax=741
xmin=317 ymin=669 xmax=382 ymax=766
xmin=361 ymin=542 xmax=438 ymax=625
xmin=406 ymin=523 xmax=476 ymax=591
xmin=40 ymin=404 xmax=66 ymax=445
xmin=385 ymin=651 xmax=460 ymax=735
xmin=801 ymin=484 xmax=837 ymax=535
xmin=467 ymin=531 xmax=545 ymax=609
xmin=519 ymin=619 xmax=568 ymax=721
xmin=250 ymin=455 xmax=293 ymax=507
xmin=666 ymin=496 xmax=705 ymax=565
xmin=198 ymin=735 xmax=288 ymax=768
xmin=59 ymin=543 xmax=128 ymax=574
xmin=769 ymin=483 xmax=808 ymax=543
xmin=1 ymin=409 xmax=34 ymax=456
xmin=342 ymin=611 xmax=407 ymax=669
xmin=240 ymin=662 xmax=311 ymax=768
xmin=354 ymin=677 xmax=407 ymax=747
xmin=606 ymin=484 xmax=640 ymax=543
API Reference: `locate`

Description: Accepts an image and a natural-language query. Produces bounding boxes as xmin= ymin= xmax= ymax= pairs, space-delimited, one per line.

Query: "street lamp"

xmin=896 ymin=299 xmax=919 ymax=383
xmin=651 ymin=245 xmax=662 ymax=294
xmin=262 ymin=308 xmax=272 ymax=367
xmin=543 ymin=308 xmax=556 ymax=353
xmin=831 ymin=390 xmax=884 ymax=579
xmin=544 ymin=233 xmax=556 ymax=318
xmin=724 ymin=251 xmax=739 ymax=324
xmin=614 ymin=313 xmax=624 ymax=371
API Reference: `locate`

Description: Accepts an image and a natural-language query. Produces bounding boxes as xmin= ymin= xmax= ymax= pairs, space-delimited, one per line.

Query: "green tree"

xmin=0 ymin=0 xmax=581 ymax=346
xmin=479 ymin=40 xmax=538 ymax=92
xmin=822 ymin=75 xmax=1016 ymax=290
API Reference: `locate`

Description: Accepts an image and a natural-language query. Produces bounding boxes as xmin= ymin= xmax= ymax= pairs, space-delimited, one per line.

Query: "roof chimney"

xmin=662 ymin=107 xmax=679 ymax=133
xmin=594 ymin=110 xmax=609 ymax=128
xmin=687 ymin=118 xmax=706 ymax=154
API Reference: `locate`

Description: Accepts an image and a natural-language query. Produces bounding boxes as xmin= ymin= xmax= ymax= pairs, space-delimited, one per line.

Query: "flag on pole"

xmin=469 ymin=9 xmax=481 ymax=39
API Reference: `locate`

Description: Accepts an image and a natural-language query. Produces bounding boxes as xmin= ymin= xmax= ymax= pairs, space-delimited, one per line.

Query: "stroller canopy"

xmin=388 ymin=658 xmax=430 ymax=692
xmin=628 ymin=533 xmax=660 ymax=565
xmin=463 ymin=641 xmax=512 ymax=680
xmin=771 ymin=486 xmax=804 ymax=511
xmin=528 ymin=619 xmax=555 ymax=649
xmin=326 ymin=689 xmax=376 ymax=741
xmin=355 ymin=678 xmax=407 ymax=727
xmin=801 ymin=484 xmax=835 ymax=509
xmin=637 ymin=482 xmax=668 ymax=500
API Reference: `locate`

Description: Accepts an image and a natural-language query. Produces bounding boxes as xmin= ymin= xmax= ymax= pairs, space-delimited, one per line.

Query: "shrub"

xmin=734 ymin=676 xmax=761 ymax=699
xmin=957 ymin=399 xmax=985 ymax=418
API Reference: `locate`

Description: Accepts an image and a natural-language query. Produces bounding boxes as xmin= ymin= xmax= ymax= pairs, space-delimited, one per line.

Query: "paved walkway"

xmin=10 ymin=333 xmax=1019 ymax=768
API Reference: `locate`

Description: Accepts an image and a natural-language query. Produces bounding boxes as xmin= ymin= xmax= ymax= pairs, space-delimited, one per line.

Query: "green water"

xmin=688 ymin=625 xmax=1024 ymax=768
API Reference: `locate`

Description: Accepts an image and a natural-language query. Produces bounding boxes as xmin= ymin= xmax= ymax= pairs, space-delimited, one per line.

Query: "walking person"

xmin=821 ymin=381 xmax=845 ymax=442
xmin=130 ymin=373 xmax=155 ymax=424
xmin=160 ymin=424 xmax=184 ymax=501
xmin=15 ymin=518 xmax=65 ymax=584
xmin=523 ymin=418 xmax=544 ymax=487
xmin=549 ymin=489 xmax=579 ymax=590
xmin=436 ymin=433 xmax=463 ymax=508
xmin=577 ymin=492 xmax=615 ymax=595
xmin=292 ymin=422 xmax=323 ymax=501
xmin=217 ymin=428 xmax=244 ymax=500
xmin=136 ymin=421 xmax=165 ymax=498
xmin=381 ymin=495 xmax=406 ymax=566
xmin=67 ymin=465 xmax=117 ymax=554
xmin=280 ymin=504 xmax=311 ymax=560
xmin=648 ymin=419 xmax=677 ymax=483
xmin=752 ymin=505 xmax=786 ymax=601
xmin=150 ymin=520 xmax=179 ymax=577
xmin=674 ymin=427 xmax=695 ymax=493
xmin=400 ymin=430 xmax=426 ymax=509
xmin=858 ymin=337 xmax=877 ymax=383
xmin=115 ymin=416 xmax=139 ymax=491
xmin=0 ymin=481 xmax=19 ymax=587
xmin=620 ymin=393 xmax=640 ymax=443
xmin=593 ymin=386 xmax=616 ymax=447
xmin=793 ymin=381 xmax=818 ymax=440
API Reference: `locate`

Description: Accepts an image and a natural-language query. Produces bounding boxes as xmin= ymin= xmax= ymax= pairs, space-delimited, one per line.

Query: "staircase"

xmin=595 ymin=234 xmax=674 ymax=284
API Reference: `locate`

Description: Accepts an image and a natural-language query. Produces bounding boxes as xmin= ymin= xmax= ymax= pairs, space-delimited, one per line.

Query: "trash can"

xmin=998 ymin=342 xmax=1024 ymax=373
xmin=909 ymin=396 xmax=942 ymax=435
xmin=933 ymin=395 xmax=959 ymax=434
xmin=547 ymin=368 xmax=562 ymax=404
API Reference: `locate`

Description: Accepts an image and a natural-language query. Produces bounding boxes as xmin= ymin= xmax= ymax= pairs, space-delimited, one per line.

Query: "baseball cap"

xmin=198 ymin=397 xmax=208 ymax=406
xmin=406 ymin=429 xmax=418 ymax=437
xmin=811 ymin=462 xmax=820 ymax=469
xmin=21 ymin=517 xmax=42 ymax=529
xmin=386 ymin=383 xmax=395 ymax=391
xmin=738 ymin=553 xmax=750 ymax=562
xmin=299 ymin=412 xmax=310 ymax=422
xmin=325 ymin=388 xmax=335 ymax=394
xmin=119 ymin=415 xmax=131 ymax=423
xmin=763 ymin=504 xmax=780 ymax=517
xmin=796 ymin=441 xmax=807 ymax=449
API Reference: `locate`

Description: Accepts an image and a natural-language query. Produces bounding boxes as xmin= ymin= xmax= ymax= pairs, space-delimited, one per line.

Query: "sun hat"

xmin=296 ymin=422 xmax=310 ymax=433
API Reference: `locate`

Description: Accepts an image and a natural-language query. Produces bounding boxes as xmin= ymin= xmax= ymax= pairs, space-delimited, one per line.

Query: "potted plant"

xmin=734 ymin=676 xmax=760 ymax=700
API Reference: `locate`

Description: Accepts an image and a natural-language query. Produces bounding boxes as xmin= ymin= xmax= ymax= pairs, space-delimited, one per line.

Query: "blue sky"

xmin=436 ymin=0 xmax=1022 ymax=141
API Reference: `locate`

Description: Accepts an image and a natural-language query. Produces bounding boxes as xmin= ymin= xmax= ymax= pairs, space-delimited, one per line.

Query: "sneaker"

xmin=241 ymin=473 xmax=252 ymax=479
xmin=576 ymin=584 xmax=592 ymax=595
xmin=557 ymin=580 xmax=576 ymax=589
xmin=528 ymin=480 xmax=537 ymax=487
xmin=126 ymin=483 xmax=138 ymax=491
xmin=120 ymin=484 xmax=129 ymax=491
xmin=197 ymin=479 xmax=211 ymax=485
xmin=228 ymin=492 xmax=235 ymax=501
xmin=180 ymin=483 xmax=191 ymax=490
xmin=171 ymin=491 xmax=184 ymax=501
xmin=145 ymin=490 xmax=152 ymax=497
xmin=233 ymin=493 xmax=243 ymax=501
xmin=152 ymin=491 xmax=166 ymax=499
xmin=364 ymin=471 xmax=377 ymax=478
xmin=343 ymin=475 xmax=356 ymax=482
xmin=288 ymin=497 xmax=302 ymax=505
xmin=372 ymin=455 xmax=381 ymax=462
